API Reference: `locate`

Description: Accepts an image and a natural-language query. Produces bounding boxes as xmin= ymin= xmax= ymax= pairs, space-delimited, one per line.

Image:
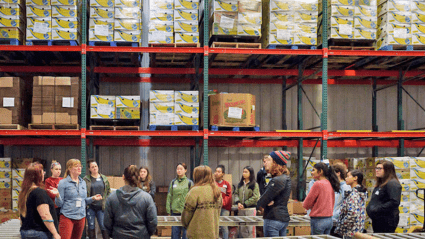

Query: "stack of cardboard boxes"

xmin=32 ymin=76 xmax=80 ymax=124
xmin=89 ymin=0 xmax=115 ymax=42
xmin=0 ymin=0 xmax=25 ymax=44
xmin=11 ymin=167 xmax=24 ymax=211
xmin=0 ymin=158 xmax=11 ymax=210
xmin=51 ymin=0 xmax=80 ymax=43
xmin=174 ymin=0 xmax=199 ymax=43
xmin=0 ymin=77 xmax=29 ymax=126
xmin=91 ymin=95 xmax=140 ymax=119
xmin=26 ymin=0 xmax=52 ymax=42
xmin=149 ymin=0 xmax=175 ymax=44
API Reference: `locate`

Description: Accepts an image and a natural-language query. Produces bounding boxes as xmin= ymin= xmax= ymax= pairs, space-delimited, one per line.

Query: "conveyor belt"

xmin=366 ymin=233 xmax=425 ymax=239
xmin=0 ymin=219 xmax=21 ymax=239
xmin=157 ymin=215 xmax=311 ymax=227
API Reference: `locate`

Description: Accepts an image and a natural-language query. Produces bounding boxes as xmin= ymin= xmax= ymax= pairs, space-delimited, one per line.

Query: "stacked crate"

xmin=0 ymin=77 xmax=29 ymax=126
xmin=210 ymin=0 xmax=262 ymax=38
xmin=411 ymin=1 xmax=425 ymax=45
xmin=0 ymin=0 xmax=25 ymax=44
xmin=51 ymin=0 xmax=79 ymax=43
xmin=114 ymin=0 xmax=141 ymax=43
xmin=262 ymin=0 xmax=318 ymax=47
xmin=89 ymin=0 xmax=115 ymax=42
xmin=32 ymin=76 xmax=80 ymax=124
xmin=149 ymin=90 xmax=175 ymax=125
xmin=11 ymin=167 xmax=24 ymax=211
xmin=0 ymin=158 xmax=11 ymax=210
xmin=354 ymin=0 xmax=377 ymax=40
xmin=26 ymin=0 xmax=52 ymax=42
xmin=174 ymin=91 xmax=199 ymax=126
xmin=116 ymin=95 xmax=140 ymax=119
xmin=149 ymin=0 xmax=175 ymax=43
xmin=408 ymin=157 xmax=425 ymax=229
xmin=90 ymin=95 xmax=116 ymax=119
xmin=174 ymin=0 xmax=199 ymax=43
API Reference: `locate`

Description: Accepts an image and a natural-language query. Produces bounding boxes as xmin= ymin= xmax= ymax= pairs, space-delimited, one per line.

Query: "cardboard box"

xmin=148 ymin=31 xmax=174 ymax=43
xmin=0 ymin=17 xmax=25 ymax=30
xmin=150 ymin=102 xmax=174 ymax=114
xmin=209 ymin=93 xmax=256 ymax=127
xmin=411 ymin=157 xmax=425 ymax=168
xmin=150 ymin=10 xmax=174 ymax=21
xmin=116 ymin=96 xmax=140 ymax=108
xmin=27 ymin=17 xmax=52 ymax=29
xmin=52 ymin=17 xmax=78 ymax=29
xmin=115 ymin=18 xmax=141 ymax=30
xmin=149 ymin=113 xmax=174 ymax=125
xmin=149 ymin=90 xmax=174 ymax=102
xmin=0 ymin=169 xmax=11 ymax=179
xmin=378 ymin=12 xmax=411 ymax=25
xmin=26 ymin=5 xmax=52 ymax=18
xmin=90 ymin=0 xmax=114 ymax=7
xmin=175 ymin=0 xmax=198 ymax=10
xmin=150 ymin=0 xmax=174 ymax=10
xmin=52 ymin=28 xmax=79 ymax=41
xmin=0 ymin=5 xmax=24 ymax=19
xmin=0 ymin=178 xmax=11 ymax=189
xmin=114 ymin=29 xmax=141 ymax=42
xmin=116 ymin=107 xmax=140 ymax=119
xmin=27 ymin=27 xmax=52 ymax=40
xmin=286 ymin=226 xmax=294 ymax=236
xmin=12 ymin=188 xmax=19 ymax=199
xmin=0 ymin=197 xmax=11 ymax=209
xmin=175 ymin=32 xmax=199 ymax=43
xmin=0 ymin=28 xmax=24 ymax=40
xmin=51 ymin=0 xmax=77 ymax=5
xmin=115 ymin=7 xmax=141 ymax=19
xmin=237 ymin=24 xmax=261 ymax=36
xmin=114 ymin=176 xmax=125 ymax=188
xmin=149 ymin=21 xmax=174 ymax=33
xmin=90 ymin=95 xmax=116 ymax=119
xmin=212 ymin=0 xmax=238 ymax=12
xmin=175 ymin=91 xmax=199 ymax=103
xmin=174 ymin=9 xmax=198 ymax=21
xmin=89 ymin=28 xmax=114 ymax=41
xmin=115 ymin=0 xmax=141 ymax=7
xmin=90 ymin=18 xmax=114 ymax=30
xmin=12 ymin=158 xmax=32 ymax=169
xmin=0 ymin=210 xmax=19 ymax=223
xmin=90 ymin=7 xmax=114 ymax=19
xmin=12 ymin=198 xmax=17 ymax=211
xmin=11 ymin=169 xmax=24 ymax=179
xmin=174 ymin=102 xmax=199 ymax=115
xmin=412 ymin=33 xmax=425 ymax=44
xmin=26 ymin=0 xmax=50 ymax=5
xmin=211 ymin=23 xmax=237 ymax=35
xmin=174 ymin=112 xmax=199 ymax=125
xmin=12 ymin=178 xmax=22 ymax=188
xmin=174 ymin=21 xmax=198 ymax=32
xmin=0 ymin=188 xmax=11 ymax=198
xmin=378 ymin=0 xmax=411 ymax=17
xmin=294 ymin=226 xmax=311 ymax=235
xmin=292 ymin=201 xmax=307 ymax=214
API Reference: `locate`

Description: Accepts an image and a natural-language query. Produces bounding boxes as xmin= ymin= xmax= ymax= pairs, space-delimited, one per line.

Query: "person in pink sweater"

xmin=303 ymin=162 xmax=341 ymax=235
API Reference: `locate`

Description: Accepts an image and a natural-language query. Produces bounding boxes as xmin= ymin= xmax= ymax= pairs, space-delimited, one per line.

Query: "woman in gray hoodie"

xmin=104 ymin=165 xmax=158 ymax=239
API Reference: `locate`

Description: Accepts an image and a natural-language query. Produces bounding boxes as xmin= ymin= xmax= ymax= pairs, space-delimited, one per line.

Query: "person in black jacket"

xmin=257 ymin=155 xmax=271 ymax=196
xmin=257 ymin=151 xmax=292 ymax=237
xmin=366 ymin=160 xmax=402 ymax=233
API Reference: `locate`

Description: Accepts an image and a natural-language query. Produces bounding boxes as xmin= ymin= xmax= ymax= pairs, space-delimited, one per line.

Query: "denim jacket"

xmin=56 ymin=176 xmax=94 ymax=220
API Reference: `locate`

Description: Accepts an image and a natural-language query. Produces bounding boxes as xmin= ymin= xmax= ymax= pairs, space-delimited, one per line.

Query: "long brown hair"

xmin=333 ymin=162 xmax=347 ymax=180
xmin=124 ymin=165 xmax=140 ymax=188
xmin=64 ymin=159 xmax=81 ymax=178
xmin=18 ymin=163 xmax=45 ymax=217
xmin=139 ymin=166 xmax=152 ymax=192
xmin=193 ymin=165 xmax=221 ymax=201
xmin=375 ymin=160 xmax=399 ymax=188
xmin=269 ymin=160 xmax=288 ymax=177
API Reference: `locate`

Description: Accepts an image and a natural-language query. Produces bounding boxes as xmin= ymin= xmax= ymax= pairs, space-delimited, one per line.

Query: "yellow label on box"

xmin=0 ymin=0 xmax=23 ymax=4
xmin=0 ymin=17 xmax=24 ymax=29
xmin=114 ymin=30 xmax=140 ymax=42
xmin=395 ymin=169 xmax=410 ymax=179
xmin=115 ymin=19 xmax=141 ymax=30
xmin=175 ymin=0 xmax=198 ymax=10
xmin=175 ymin=32 xmax=199 ymax=43
xmin=1 ymin=5 xmax=24 ymax=19
xmin=90 ymin=7 xmax=114 ymax=19
xmin=52 ymin=18 xmax=78 ymax=29
xmin=116 ymin=96 xmax=140 ymax=107
xmin=214 ymin=0 xmax=238 ymax=11
xmin=237 ymin=24 xmax=261 ymax=36
xmin=0 ymin=169 xmax=10 ymax=178
xmin=399 ymin=203 xmax=410 ymax=214
xmin=90 ymin=0 xmax=114 ymax=7
xmin=174 ymin=112 xmax=198 ymax=125
xmin=0 ymin=179 xmax=10 ymax=189
xmin=174 ymin=9 xmax=198 ymax=21
xmin=150 ymin=90 xmax=174 ymax=102
xmin=0 ymin=159 xmax=10 ymax=168
xmin=174 ymin=21 xmax=197 ymax=32
xmin=175 ymin=91 xmax=199 ymax=103
xmin=90 ymin=95 xmax=116 ymax=119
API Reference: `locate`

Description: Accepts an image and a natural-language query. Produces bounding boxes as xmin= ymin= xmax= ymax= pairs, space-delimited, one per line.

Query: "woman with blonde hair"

xmin=19 ymin=163 xmax=60 ymax=239
xmin=52 ymin=159 xmax=102 ymax=239
xmin=182 ymin=165 xmax=222 ymax=239
xmin=139 ymin=166 xmax=156 ymax=199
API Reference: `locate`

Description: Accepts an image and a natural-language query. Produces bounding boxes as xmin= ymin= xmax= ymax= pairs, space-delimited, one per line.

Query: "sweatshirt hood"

xmin=354 ymin=186 xmax=368 ymax=199
xmin=116 ymin=185 xmax=142 ymax=206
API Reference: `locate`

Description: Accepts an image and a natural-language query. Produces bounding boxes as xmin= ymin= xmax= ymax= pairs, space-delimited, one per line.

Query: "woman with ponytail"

xmin=335 ymin=170 xmax=368 ymax=238
xmin=303 ymin=162 xmax=341 ymax=235
xmin=104 ymin=165 xmax=157 ymax=239
xmin=182 ymin=165 xmax=222 ymax=239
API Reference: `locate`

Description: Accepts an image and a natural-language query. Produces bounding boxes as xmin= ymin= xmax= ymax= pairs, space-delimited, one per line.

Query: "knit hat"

xmin=269 ymin=151 xmax=290 ymax=166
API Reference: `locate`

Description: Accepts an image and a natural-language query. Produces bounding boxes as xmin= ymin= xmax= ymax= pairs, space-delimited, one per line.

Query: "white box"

xmin=52 ymin=5 xmax=77 ymax=18
xmin=0 ymin=17 xmax=25 ymax=30
xmin=269 ymin=22 xmax=294 ymax=34
xmin=114 ymin=18 xmax=141 ymax=30
xmin=150 ymin=90 xmax=174 ymax=102
xmin=114 ymin=29 xmax=140 ymax=41
xmin=330 ymin=5 xmax=355 ymax=17
xmin=378 ymin=22 xmax=411 ymax=39
xmin=0 ymin=5 xmax=24 ymax=19
xmin=399 ymin=179 xmax=410 ymax=192
xmin=90 ymin=95 xmax=116 ymax=119
xmin=26 ymin=5 xmax=51 ymax=18
xmin=27 ymin=27 xmax=52 ymax=40
xmin=174 ymin=101 xmax=199 ymax=115
xmin=410 ymin=212 xmax=424 ymax=226
xmin=150 ymin=0 xmax=174 ymax=10
xmin=267 ymin=33 xmax=294 ymax=45
xmin=116 ymin=96 xmax=140 ymax=108
xmin=238 ymin=12 xmax=262 ymax=25
xmin=26 ymin=0 xmax=50 ymax=6
xmin=354 ymin=16 xmax=377 ymax=29
xmin=294 ymin=10 xmax=318 ymax=22
xmin=293 ymin=1 xmax=318 ymax=11
xmin=356 ymin=0 xmax=377 ymax=6
xmin=270 ymin=11 xmax=293 ymax=23
xmin=294 ymin=23 xmax=317 ymax=34
xmin=175 ymin=91 xmax=199 ymax=103
xmin=355 ymin=5 xmax=377 ymax=18
xmin=89 ymin=28 xmax=114 ymax=41
xmin=175 ymin=0 xmax=199 ymax=10
xmin=378 ymin=12 xmax=411 ymax=25
xmin=399 ymin=202 xmax=410 ymax=214
xmin=174 ymin=20 xmax=198 ymax=32
xmin=26 ymin=17 xmax=51 ymax=28
xmin=174 ymin=112 xmax=199 ymax=125
xmin=412 ymin=11 xmax=425 ymax=23
xmin=115 ymin=7 xmax=141 ymax=18
xmin=52 ymin=17 xmax=78 ymax=29
xmin=52 ymin=28 xmax=79 ymax=41
xmin=412 ymin=23 xmax=425 ymax=34
xmin=149 ymin=21 xmax=174 ymax=32
xmin=385 ymin=157 xmax=411 ymax=169
xmin=412 ymin=1 xmax=425 ymax=13
xmin=12 ymin=178 xmax=22 ymax=188
xmin=11 ymin=169 xmax=25 ymax=179
xmin=51 ymin=0 xmax=77 ymax=5
xmin=174 ymin=9 xmax=198 ymax=21
xmin=0 ymin=169 xmax=10 ymax=179
xmin=294 ymin=33 xmax=317 ymax=45
xmin=330 ymin=16 xmax=354 ymax=28
xmin=150 ymin=102 xmax=174 ymax=114
xmin=378 ymin=0 xmax=411 ymax=16
xmin=411 ymin=157 xmax=425 ymax=168
xmin=175 ymin=32 xmax=199 ymax=43
xmin=327 ymin=0 xmax=354 ymax=5
xmin=115 ymin=0 xmax=141 ymax=7
xmin=398 ymin=213 xmax=410 ymax=227
xmin=329 ymin=26 xmax=354 ymax=39
xmin=400 ymin=191 xmax=410 ymax=203
xmin=148 ymin=31 xmax=174 ymax=43
xmin=410 ymin=178 xmax=425 ymax=191
xmin=150 ymin=10 xmax=174 ymax=21
xmin=12 ymin=188 xmax=20 ymax=199
xmin=90 ymin=7 xmax=114 ymax=19
xmin=89 ymin=18 xmax=114 ymax=30
xmin=90 ymin=0 xmax=114 ymax=7
xmin=413 ymin=33 xmax=425 ymax=44
xmin=270 ymin=0 xmax=292 ymax=11
xmin=212 ymin=0 xmax=238 ymax=11
xmin=411 ymin=168 xmax=425 ymax=180
xmin=237 ymin=24 xmax=261 ymax=36
xmin=150 ymin=113 xmax=174 ymax=125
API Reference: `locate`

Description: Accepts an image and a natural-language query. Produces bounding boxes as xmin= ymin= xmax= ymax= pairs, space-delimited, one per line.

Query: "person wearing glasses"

xmin=366 ymin=160 xmax=402 ymax=233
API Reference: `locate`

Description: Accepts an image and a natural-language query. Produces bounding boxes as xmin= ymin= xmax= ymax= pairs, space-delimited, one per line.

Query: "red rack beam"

xmin=0 ymin=45 xmax=82 ymax=52
xmin=329 ymin=50 xmax=425 ymax=57
xmin=92 ymin=138 xmax=196 ymax=146
xmin=208 ymin=131 xmax=323 ymax=137
xmin=0 ymin=130 xmax=81 ymax=136
xmin=86 ymin=46 xmax=203 ymax=53
xmin=86 ymin=130 xmax=203 ymax=137
xmin=0 ymin=66 xmax=81 ymax=73
xmin=209 ymin=48 xmax=322 ymax=55
xmin=328 ymin=132 xmax=425 ymax=138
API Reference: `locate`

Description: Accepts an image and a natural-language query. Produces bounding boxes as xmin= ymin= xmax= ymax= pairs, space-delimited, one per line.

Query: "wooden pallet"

xmin=0 ymin=124 xmax=25 ymax=130
xmin=89 ymin=41 xmax=139 ymax=47
xmin=26 ymin=40 xmax=78 ymax=46
xmin=28 ymin=124 xmax=79 ymax=130
xmin=265 ymin=44 xmax=317 ymax=50
xmin=378 ymin=44 xmax=425 ymax=51
xmin=90 ymin=125 xmax=139 ymax=130
xmin=326 ymin=39 xmax=376 ymax=51
xmin=149 ymin=43 xmax=200 ymax=47
xmin=212 ymin=42 xmax=261 ymax=49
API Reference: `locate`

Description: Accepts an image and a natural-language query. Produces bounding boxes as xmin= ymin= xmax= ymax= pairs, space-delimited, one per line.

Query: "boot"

xmin=101 ymin=230 xmax=110 ymax=239
xmin=87 ymin=229 xmax=96 ymax=239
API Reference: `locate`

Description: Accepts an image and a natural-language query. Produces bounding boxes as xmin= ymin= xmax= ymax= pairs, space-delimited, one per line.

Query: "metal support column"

xmin=372 ymin=78 xmax=378 ymax=157
xmin=203 ymin=0 xmax=209 ymax=166
xmin=80 ymin=0 xmax=87 ymax=177
xmin=321 ymin=0 xmax=329 ymax=159
xmin=282 ymin=77 xmax=287 ymax=151
xmin=297 ymin=64 xmax=304 ymax=201
xmin=397 ymin=70 xmax=405 ymax=156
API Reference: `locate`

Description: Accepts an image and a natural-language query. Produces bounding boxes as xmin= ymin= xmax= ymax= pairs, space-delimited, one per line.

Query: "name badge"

xmin=223 ymin=185 xmax=227 ymax=188
xmin=173 ymin=184 xmax=177 ymax=188
xmin=375 ymin=190 xmax=379 ymax=195
xmin=76 ymin=199 xmax=82 ymax=208
xmin=96 ymin=178 xmax=101 ymax=181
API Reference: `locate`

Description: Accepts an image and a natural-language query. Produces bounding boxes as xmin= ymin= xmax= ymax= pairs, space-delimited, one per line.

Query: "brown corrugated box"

xmin=0 ymin=210 xmax=19 ymax=223
xmin=209 ymin=93 xmax=256 ymax=127
xmin=0 ymin=77 xmax=28 ymax=125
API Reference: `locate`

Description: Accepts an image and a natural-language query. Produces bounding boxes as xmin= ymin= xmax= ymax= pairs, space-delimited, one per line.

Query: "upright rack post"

xmin=297 ymin=64 xmax=304 ymax=200
xmin=372 ymin=78 xmax=378 ymax=157
xmin=81 ymin=0 xmax=88 ymax=176
xmin=397 ymin=70 xmax=405 ymax=156
xmin=203 ymin=0 xmax=209 ymax=165
xmin=321 ymin=0 xmax=328 ymax=159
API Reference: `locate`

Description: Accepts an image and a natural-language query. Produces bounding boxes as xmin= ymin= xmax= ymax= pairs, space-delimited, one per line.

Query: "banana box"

xmin=150 ymin=0 xmax=174 ymax=10
xmin=148 ymin=31 xmax=173 ymax=43
xmin=364 ymin=168 xmax=375 ymax=179
xmin=378 ymin=22 xmax=411 ymax=39
xmin=52 ymin=5 xmax=77 ymax=18
xmin=174 ymin=9 xmax=198 ymax=21
xmin=149 ymin=21 xmax=173 ymax=33
xmin=411 ymin=167 xmax=425 ymax=180
xmin=115 ymin=7 xmax=141 ymax=19
xmin=330 ymin=5 xmax=355 ymax=17
xmin=379 ymin=12 xmax=412 ymax=26
xmin=52 ymin=17 xmax=78 ymax=29
xmin=150 ymin=10 xmax=174 ymax=22
xmin=399 ymin=202 xmax=410 ymax=214
xmin=174 ymin=21 xmax=198 ymax=32
xmin=354 ymin=28 xmax=376 ymax=39
xmin=355 ymin=5 xmax=377 ymax=18
xmin=0 ymin=178 xmax=10 ymax=189
xmin=89 ymin=28 xmax=114 ymax=41
xmin=0 ymin=27 xmax=23 ymax=40
xmin=330 ymin=16 xmax=354 ymax=28
xmin=385 ymin=157 xmax=411 ymax=169
xmin=411 ymin=212 xmax=424 ymax=225
xmin=294 ymin=33 xmax=317 ymax=45
xmin=175 ymin=0 xmax=199 ymax=10
xmin=238 ymin=12 xmax=262 ymax=25
xmin=410 ymin=179 xmax=425 ymax=191
xmin=213 ymin=11 xmax=237 ymax=26
xmin=270 ymin=21 xmax=294 ymax=34
xmin=174 ymin=112 xmax=198 ymax=125
xmin=354 ymin=16 xmax=376 ymax=29
xmin=0 ymin=158 xmax=10 ymax=169
xmin=347 ymin=158 xmax=366 ymax=169
xmin=327 ymin=0 xmax=354 ymax=6
xmin=411 ymin=201 xmax=424 ymax=213
xmin=51 ymin=0 xmax=77 ymax=5
xmin=175 ymin=32 xmax=199 ymax=43
xmin=26 ymin=27 xmax=52 ymax=40
xmin=410 ymin=157 xmax=425 ymax=168
xmin=90 ymin=7 xmax=114 ymax=19
xmin=0 ymin=5 xmax=24 ymax=19
xmin=149 ymin=113 xmax=174 ymax=125
xmin=213 ymin=0 xmax=238 ymax=11
xmin=212 ymin=22 xmax=237 ymax=35
xmin=116 ymin=96 xmax=140 ymax=108
xmin=395 ymin=169 xmax=410 ymax=179
xmin=0 ymin=169 xmax=10 ymax=179
xmin=12 ymin=178 xmax=22 ymax=188
xmin=412 ymin=1 xmax=425 ymax=13
xmin=150 ymin=90 xmax=174 ymax=102
xmin=12 ymin=198 xmax=18 ymax=211
xmin=114 ymin=29 xmax=140 ymax=41
xmin=355 ymin=0 xmax=377 ymax=5
xmin=90 ymin=95 xmax=116 ymax=119
xmin=90 ymin=0 xmax=114 ymax=7
xmin=412 ymin=11 xmax=425 ymax=23
xmin=237 ymin=24 xmax=261 ymax=36
xmin=149 ymin=102 xmax=174 ymax=114
xmin=175 ymin=91 xmax=199 ymax=103
xmin=377 ymin=33 xmax=412 ymax=48
xmin=27 ymin=17 xmax=51 ymax=29
xmin=26 ymin=0 xmax=50 ymax=6
xmin=0 ymin=17 xmax=25 ymax=30
xmin=398 ymin=214 xmax=410 ymax=227
xmin=270 ymin=0 xmax=292 ymax=11
xmin=294 ymin=11 xmax=318 ymax=22
xmin=89 ymin=18 xmax=114 ymax=31
xmin=12 ymin=188 xmax=20 ymax=199
xmin=365 ymin=179 xmax=376 ymax=188
xmin=412 ymin=23 xmax=425 ymax=34
xmin=377 ymin=0 xmax=411 ymax=17
xmin=26 ymin=5 xmax=52 ymax=18
xmin=115 ymin=0 xmax=141 ymax=7
xmin=116 ymin=107 xmax=140 ymax=119
xmin=174 ymin=101 xmax=199 ymax=115
xmin=411 ymin=191 xmax=424 ymax=202
xmin=0 ymin=0 xmax=23 ymax=4
xmin=11 ymin=169 xmax=24 ymax=179
xmin=115 ymin=18 xmax=141 ymax=30
xmin=400 ymin=192 xmax=410 ymax=203
xmin=270 ymin=11 xmax=294 ymax=23
xmin=330 ymin=26 xmax=354 ymax=39
xmin=239 ymin=0 xmax=261 ymax=12
xmin=267 ymin=32 xmax=294 ymax=44
xmin=52 ymin=28 xmax=79 ymax=41
xmin=294 ymin=1 xmax=318 ymax=11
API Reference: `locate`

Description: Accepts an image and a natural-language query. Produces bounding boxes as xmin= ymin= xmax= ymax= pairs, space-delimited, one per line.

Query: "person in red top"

xmin=45 ymin=161 xmax=63 ymax=222
xmin=214 ymin=165 xmax=232 ymax=239
xmin=303 ymin=162 xmax=340 ymax=235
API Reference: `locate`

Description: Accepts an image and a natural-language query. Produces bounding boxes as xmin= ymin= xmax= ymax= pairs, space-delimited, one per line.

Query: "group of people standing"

xmin=17 ymin=151 xmax=402 ymax=239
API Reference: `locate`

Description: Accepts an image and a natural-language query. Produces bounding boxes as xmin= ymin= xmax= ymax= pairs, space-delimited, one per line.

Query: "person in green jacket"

xmin=166 ymin=163 xmax=193 ymax=239
xmin=83 ymin=160 xmax=111 ymax=239
xmin=234 ymin=166 xmax=260 ymax=238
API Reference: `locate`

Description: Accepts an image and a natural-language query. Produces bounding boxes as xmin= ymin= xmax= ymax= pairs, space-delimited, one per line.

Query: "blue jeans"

xmin=311 ymin=217 xmax=333 ymax=235
xmin=21 ymin=229 xmax=51 ymax=239
xmin=171 ymin=213 xmax=187 ymax=239
xmin=263 ymin=219 xmax=289 ymax=237
xmin=87 ymin=207 xmax=105 ymax=230
xmin=220 ymin=208 xmax=230 ymax=239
